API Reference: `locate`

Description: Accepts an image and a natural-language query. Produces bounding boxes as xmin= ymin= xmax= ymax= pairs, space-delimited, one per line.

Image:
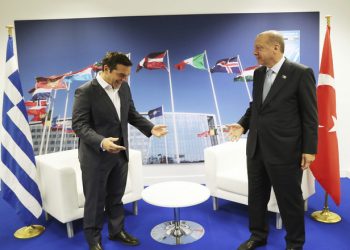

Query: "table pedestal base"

xmin=150 ymin=220 xmax=205 ymax=245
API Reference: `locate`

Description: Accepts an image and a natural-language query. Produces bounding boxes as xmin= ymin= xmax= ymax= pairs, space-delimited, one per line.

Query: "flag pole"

xmin=161 ymin=105 xmax=169 ymax=164
xmin=53 ymin=115 xmax=61 ymax=152
xmin=166 ymin=50 xmax=180 ymax=163
xmin=310 ymin=15 xmax=341 ymax=224
xmin=39 ymin=89 xmax=56 ymax=155
xmin=44 ymin=90 xmax=56 ymax=154
xmin=44 ymin=110 xmax=53 ymax=154
xmin=146 ymin=133 xmax=153 ymax=164
xmin=311 ymin=192 xmax=341 ymax=223
xmin=5 ymin=25 xmax=45 ymax=239
xmin=43 ymin=90 xmax=54 ymax=154
xmin=237 ymin=55 xmax=253 ymax=102
xmin=59 ymin=82 xmax=71 ymax=151
xmin=204 ymin=50 xmax=224 ymax=143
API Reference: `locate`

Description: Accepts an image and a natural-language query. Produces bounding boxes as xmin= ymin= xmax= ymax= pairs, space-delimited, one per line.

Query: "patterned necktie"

xmin=262 ymin=69 xmax=274 ymax=102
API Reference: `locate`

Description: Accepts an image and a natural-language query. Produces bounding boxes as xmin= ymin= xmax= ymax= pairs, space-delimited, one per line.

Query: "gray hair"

xmin=257 ymin=30 xmax=285 ymax=53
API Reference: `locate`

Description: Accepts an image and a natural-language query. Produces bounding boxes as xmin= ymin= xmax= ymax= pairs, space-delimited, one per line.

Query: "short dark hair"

xmin=101 ymin=52 xmax=132 ymax=72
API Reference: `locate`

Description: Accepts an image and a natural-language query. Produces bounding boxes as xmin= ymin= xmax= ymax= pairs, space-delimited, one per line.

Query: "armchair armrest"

xmin=122 ymin=149 xmax=143 ymax=204
xmin=36 ymin=150 xmax=82 ymax=223
xmin=204 ymin=140 xmax=247 ymax=195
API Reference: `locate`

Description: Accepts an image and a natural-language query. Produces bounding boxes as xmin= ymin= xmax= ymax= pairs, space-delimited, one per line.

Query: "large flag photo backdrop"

xmin=13 ymin=12 xmax=319 ymax=164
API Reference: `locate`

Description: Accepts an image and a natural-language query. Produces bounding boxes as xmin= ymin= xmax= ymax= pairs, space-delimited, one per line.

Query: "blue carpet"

xmin=1 ymin=179 xmax=349 ymax=250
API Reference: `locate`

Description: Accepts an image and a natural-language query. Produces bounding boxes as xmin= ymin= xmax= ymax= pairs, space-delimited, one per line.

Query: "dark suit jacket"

xmin=238 ymin=59 xmax=318 ymax=164
xmin=72 ymin=79 xmax=154 ymax=167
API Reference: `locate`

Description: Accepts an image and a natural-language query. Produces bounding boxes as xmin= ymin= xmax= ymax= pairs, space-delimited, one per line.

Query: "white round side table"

xmin=142 ymin=181 xmax=210 ymax=245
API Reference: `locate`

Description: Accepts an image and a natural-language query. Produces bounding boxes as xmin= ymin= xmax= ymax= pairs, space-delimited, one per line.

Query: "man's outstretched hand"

xmin=151 ymin=125 xmax=168 ymax=137
xmin=226 ymin=123 xmax=244 ymax=141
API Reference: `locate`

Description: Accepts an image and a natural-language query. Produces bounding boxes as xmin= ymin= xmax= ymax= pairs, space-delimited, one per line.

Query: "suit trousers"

xmin=247 ymin=141 xmax=305 ymax=249
xmin=81 ymin=150 xmax=128 ymax=246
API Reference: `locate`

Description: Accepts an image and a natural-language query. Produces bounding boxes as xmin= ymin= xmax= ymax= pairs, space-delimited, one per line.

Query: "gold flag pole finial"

xmin=325 ymin=15 xmax=331 ymax=26
xmin=6 ymin=25 xmax=14 ymax=37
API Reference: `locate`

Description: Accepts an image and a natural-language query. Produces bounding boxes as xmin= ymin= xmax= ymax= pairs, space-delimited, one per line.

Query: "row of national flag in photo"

xmin=136 ymin=51 xmax=257 ymax=81
xmin=23 ymin=52 xmax=255 ymax=123
xmin=23 ymin=63 xmax=102 ymax=122
xmin=29 ymin=52 xmax=253 ymax=96
xmin=33 ymin=64 xmax=101 ymax=90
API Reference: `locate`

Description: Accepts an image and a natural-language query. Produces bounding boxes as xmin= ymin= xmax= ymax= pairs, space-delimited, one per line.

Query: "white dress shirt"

xmin=262 ymin=56 xmax=286 ymax=101
xmin=268 ymin=56 xmax=286 ymax=84
xmin=96 ymin=72 xmax=121 ymax=120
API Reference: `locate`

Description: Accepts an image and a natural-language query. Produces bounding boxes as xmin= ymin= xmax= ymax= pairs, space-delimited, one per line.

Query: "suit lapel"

xmin=261 ymin=60 xmax=289 ymax=108
xmin=118 ymin=83 xmax=128 ymax=123
xmin=91 ymin=79 xmax=119 ymax=121
xmin=255 ymin=67 xmax=266 ymax=107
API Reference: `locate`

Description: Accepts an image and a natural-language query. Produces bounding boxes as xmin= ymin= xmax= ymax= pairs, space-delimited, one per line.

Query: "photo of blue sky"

xmin=15 ymin=12 xmax=318 ymax=125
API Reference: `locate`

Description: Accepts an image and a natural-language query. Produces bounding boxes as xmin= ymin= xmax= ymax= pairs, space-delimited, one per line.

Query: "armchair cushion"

xmin=217 ymin=169 xmax=248 ymax=196
xmin=36 ymin=148 xmax=143 ymax=229
xmin=204 ymin=139 xmax=315 ymax=214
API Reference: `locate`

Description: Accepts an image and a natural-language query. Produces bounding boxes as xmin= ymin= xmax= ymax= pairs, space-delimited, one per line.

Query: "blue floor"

xmin=1 ymin=179 xmax=349 ymax=250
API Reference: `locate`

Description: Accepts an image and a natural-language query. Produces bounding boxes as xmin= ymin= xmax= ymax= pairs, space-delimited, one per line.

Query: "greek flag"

xmin=0 ymin=35 xmax=42 ymax=224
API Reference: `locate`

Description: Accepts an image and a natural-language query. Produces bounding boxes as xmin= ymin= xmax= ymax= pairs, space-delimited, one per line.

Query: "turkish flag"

xmin=310 ymin=25 xmax=341 ymax=205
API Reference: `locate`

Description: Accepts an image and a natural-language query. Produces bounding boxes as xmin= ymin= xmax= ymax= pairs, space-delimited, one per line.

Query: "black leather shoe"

xmin=237 ymin=239 xmax=267 ymax=250
xmin=89 ymin=243 xmax=103 ymax=250
xmin=286 ymin=248 xmax=303 ymax=250
xmin=109 ymin=230 xmax=140 ymax=246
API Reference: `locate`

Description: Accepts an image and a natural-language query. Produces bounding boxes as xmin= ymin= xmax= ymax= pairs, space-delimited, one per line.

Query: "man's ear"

xmin=103 ymin=65 xmax=109 ymax=72
xmin=274 ymin=43 xmax=281 ymax=52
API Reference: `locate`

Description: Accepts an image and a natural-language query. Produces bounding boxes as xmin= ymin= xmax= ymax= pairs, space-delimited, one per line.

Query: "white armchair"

xmin=35 ymin=149 xmax=143 ymax=238
xmin=204 ymin=139 xmax=315 ymax=229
